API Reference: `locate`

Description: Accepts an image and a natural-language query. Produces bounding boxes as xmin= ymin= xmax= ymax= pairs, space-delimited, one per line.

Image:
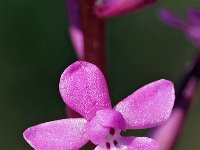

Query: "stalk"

xmin=79 ymin=0 xmax=107 ymax=76
xmin=66 ymin=0 xmax=107 ymax=149
xmin=79 ymin=1 xmax=107 ymax=149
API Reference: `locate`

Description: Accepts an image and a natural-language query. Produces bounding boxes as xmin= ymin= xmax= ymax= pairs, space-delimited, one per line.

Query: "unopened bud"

xmin=95 ymin=0 xmax=157 ymax=18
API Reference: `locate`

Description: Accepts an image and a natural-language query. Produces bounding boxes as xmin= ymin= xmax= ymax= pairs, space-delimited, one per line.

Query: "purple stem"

xmin=66 ymin=0 xmax=107 ymax=149
xmin=78 ymin=1 xmax=107 ymax=148
xmin=151 ymin=50 xmax=200 ymax=150
xmin=78 ymin=0 xmax=107 ymax=77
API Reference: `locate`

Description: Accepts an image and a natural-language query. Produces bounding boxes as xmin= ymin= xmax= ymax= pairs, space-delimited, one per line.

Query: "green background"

xmin=0 ymin=0 xmax=199 ymax=149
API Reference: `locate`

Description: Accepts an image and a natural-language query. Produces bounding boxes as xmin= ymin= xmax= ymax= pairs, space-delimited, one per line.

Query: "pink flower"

xmin=159 ymin=8 xmax=200 ymax=48
xmin=94 ymin=0 xmax=157 ymax=18
xmin=23 ymin=61 xmax=175 ymax=150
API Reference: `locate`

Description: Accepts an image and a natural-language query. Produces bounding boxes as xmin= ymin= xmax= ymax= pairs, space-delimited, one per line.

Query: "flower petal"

xmin=59 ymin=61 xmax=112 ymax=120
xmin=187 ymin=8 xmax=200 ymax=24
xmin=95 ymin=0 xmax=156 ymax=18
xmin=23 ymin=118 xmax=88 ymax=150
xmin=67 ymin=0 xmax=84 ymax=59
xmin=94 ymin=136 xmax=158 ymax=150
xmin=117 ymin=136 xmax=158 ymax=150
xmin=159 ymin=9 xmax=188 ymax=30
xmin=151 ymin=108 xmax=184 ymax=150
xmin=86 ymin=109 xmax=126 ymax=144
xmin=94 ymin=146 xmax=105 ymax=150
xmin=186 ymin=25 xmax=200 ymax=47
xmin=114 ymin=79 xmax=175 ymax=129
xmin=95 ymin=109 xmax=126 ymax=130
xmin=86 ymin=116 xmax=110 ymax=145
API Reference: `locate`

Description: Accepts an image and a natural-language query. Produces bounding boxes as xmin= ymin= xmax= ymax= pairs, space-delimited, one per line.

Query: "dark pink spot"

xmin=113 ymin=140 xmax=118 ymax=146
xmin=109 ymin=128 xmax=115 ymax=135
xmin=106 ymin=142 xmax=110 ymax=149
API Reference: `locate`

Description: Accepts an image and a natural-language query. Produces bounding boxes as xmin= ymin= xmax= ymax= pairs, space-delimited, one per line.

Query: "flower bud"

xmin=95 ymin=0 xmax=157 ymax=18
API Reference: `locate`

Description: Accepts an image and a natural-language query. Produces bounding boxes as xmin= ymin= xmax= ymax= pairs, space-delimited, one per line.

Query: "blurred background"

xmin=0 ymin=0 xmax=199 ymax=149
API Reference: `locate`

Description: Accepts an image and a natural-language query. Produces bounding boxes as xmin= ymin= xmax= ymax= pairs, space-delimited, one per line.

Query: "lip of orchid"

xmin=23 ymin=61 xmax=175 ymax=150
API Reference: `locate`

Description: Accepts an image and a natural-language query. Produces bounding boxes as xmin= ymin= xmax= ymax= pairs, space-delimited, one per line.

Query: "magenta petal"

xmin=117 ymin=136 xmax=158 ymax=150
xmin=151 ymin=108 xmax=184 ymax=150
xmin=69 ymin=27 xmax=84 ymax=59
xmin=186 ymin=25 xmax=200 ymax=47
xmin=114 ymin=79 xmax=175 ymax=129
xmin=59 ymin=61 xmax=112 ymax=120
xmin=187 ymin=8 xmax=200 ymax=24
xmin=94 ymin=146 xmax=105 ymax=150
xmin=94 ymin=137 xmax=157 ymax=150
xmin=86 ymin=116 xmax=109 ymax=145
xmin=23 ymin=118 xmax=88 ymax=150
xmin=96 ymin=109 xmax=126 ymax=130
xmin=159 ymin=9 xmax=188 ymax=30
xmin=86 ymin=109 xmax=126 ymax=144
xmin=95 ymin=0 xmax=156 ymax=18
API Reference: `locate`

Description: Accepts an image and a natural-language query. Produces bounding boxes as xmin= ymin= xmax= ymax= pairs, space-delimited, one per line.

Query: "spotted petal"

xmin=86 ymin=109 xmax=126 ymax=145
xmin=59 ymin=61 xmax=112 ymax=120
xmin=94 ymin=137 xmax=158 ymax=150
xmin=95 ymin=0 xmax=156 ymax=18
xmin=115 ymin=79 xmax=175 ymax=129
xmin=23 ymin=118 xmax=88 ymax=150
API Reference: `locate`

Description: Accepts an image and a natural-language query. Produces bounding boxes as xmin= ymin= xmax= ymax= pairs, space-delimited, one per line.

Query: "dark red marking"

xmin=113 ymin=140 xmax=118 ymax=146
xmin=106 ymin=142 xmax=111 ymax=149
xmin=109 ymin=128 xmax=115 ymax=135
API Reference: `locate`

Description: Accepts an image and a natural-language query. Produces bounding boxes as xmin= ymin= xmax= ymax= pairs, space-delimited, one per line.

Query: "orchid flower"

xmin=95 ymin=0 xmax=157 ymax=18
xmin=23 ymin=61 xmax=175 ymax=150
xmin=159 ymin=8 xmax=200 ymax=48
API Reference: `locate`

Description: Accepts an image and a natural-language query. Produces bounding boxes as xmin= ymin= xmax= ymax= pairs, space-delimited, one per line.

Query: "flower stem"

xmin=66 ymin=0 xmax=107 ymax=149
xmin=79 ymin=0 xmax=107 ymax=76
xmin=78 ymin=1 xmax=107 ymax=149
xmin=66 ymin=0 xmax=107 ymax=117
xmin=151 ymin=50 xmax=200 ymax=150
xmin=175 ymin=50 xmax=200 ymax=110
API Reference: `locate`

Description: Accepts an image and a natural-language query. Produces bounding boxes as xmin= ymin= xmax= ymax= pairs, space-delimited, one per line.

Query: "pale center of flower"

xmin=95 ymin=127 xmax=121 ymax=150
xmin=86 ymin=109 xmax=126 ymax=149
